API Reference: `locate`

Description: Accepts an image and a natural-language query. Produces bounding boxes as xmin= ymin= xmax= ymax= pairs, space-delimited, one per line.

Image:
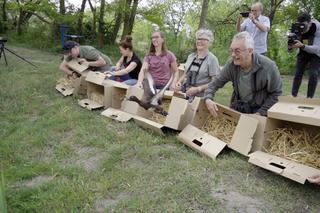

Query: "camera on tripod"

xmin=287 ymin=22 xmax=306 ymax=47
xmin=0 ymin=37 xmax=8 ymax=43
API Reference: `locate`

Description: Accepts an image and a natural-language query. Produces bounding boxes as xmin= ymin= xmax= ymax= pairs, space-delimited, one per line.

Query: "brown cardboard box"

xmin=67 ymin=59 xmax=89 ymax=74
xmin=55 ymin=78 xmax=75 ymax=96
xmin=248 ymin=96 xmax=320 ymax=184
xmin=73 ymin=70 xmax=90 ymax=96
xmin=103 ymin=79 xmax=129 ymax=109
xmin=102 ymin=86 xmax=200 ymax=134
xmin=177 ymin=100 xmax=258 ymax=159
xmin=78 ymin=71 xmax=108 ymax=110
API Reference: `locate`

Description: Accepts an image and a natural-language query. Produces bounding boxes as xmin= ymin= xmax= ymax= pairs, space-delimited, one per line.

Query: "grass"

xmin=0 ymin=45 xmax=320 ymax=212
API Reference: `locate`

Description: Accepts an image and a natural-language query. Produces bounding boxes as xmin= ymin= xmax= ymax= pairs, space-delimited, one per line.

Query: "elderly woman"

xmin=136 ymin=31 xmax=178 ymax=90
xmin=175 ymin=29 xmax=220 ymax=97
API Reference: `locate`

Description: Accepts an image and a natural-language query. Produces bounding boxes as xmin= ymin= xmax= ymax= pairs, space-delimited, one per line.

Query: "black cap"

xmin=62 ymin=41 xmax=79 ymax=54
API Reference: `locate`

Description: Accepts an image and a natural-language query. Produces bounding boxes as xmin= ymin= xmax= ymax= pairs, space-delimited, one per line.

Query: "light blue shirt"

xmin=241 ymin=15 xmax=270 ymax=54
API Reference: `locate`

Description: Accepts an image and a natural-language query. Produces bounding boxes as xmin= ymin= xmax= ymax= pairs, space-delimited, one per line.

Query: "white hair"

xmin=232 ymin=31 xmax=254 ymax=49
xmin=196 ymin=28 xmax=214 ymax=42
xmin=252 ymin=2 xmax=263 ymax=12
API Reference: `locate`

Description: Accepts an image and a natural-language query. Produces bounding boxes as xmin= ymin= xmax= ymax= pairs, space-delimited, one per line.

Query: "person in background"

xmin=204 ymin=32 xmax=282 ymax=117
xmin=236 ymin=2 xmax=270 ymax=55
xmin=136 ymin=31 xmax=178 ymax=90
xmin=175 ymin=29 xmax=220 ymax=99
xmin=105 ymin=35 xmax=142 ymax=85
xmin=59 ymin=41 xmax=113 ymax=78
xmin=290 ymin=12 xmax=320 ymax=98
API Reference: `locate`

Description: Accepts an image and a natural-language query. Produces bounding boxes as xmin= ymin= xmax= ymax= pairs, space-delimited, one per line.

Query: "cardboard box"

xmin=177 ymin=100 xmax=258 ymax=159
xmin=249 ymin=96 xmax=320 ymax=184
xmin=103 ymin=79 xmax=129 ymax=109
xmin=55 ymin=78 xmax=75 ymax=96
xmin=67 ymin=59 xmax=89 ymax=74
xmin=102 ymin=87 xmax=200 ymax=134
xmin=78 ymin=71 xmax=108 ymax=110
xmin=73 ymin=70 xmax=90 ymax=96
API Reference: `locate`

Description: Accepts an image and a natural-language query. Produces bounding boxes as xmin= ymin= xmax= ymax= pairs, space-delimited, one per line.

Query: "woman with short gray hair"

xmin=175 ymin=28 xmax=220 ymax=98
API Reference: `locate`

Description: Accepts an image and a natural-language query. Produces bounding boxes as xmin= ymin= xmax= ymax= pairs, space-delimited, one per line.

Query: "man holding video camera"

xmin=236 ymin=2 xmax=270 ymax=55
xmin=290 ymin=13 xmax=320 ymax=98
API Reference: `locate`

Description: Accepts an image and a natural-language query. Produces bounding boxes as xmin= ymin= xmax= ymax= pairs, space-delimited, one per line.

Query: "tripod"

xmin=0 ymin=41 xmax=37 ymax=67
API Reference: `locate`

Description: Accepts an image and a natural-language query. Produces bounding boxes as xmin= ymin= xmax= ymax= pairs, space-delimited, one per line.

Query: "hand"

xmin=291 ymin=40 xmax=304 ymax=49
xmin=170 ymin=84 xmax=176 ymax=91
xmin=135 ymin=81 xmax=143 ymax=89
xmin=115 ymin=66 xmax=121 ymax=71
xmin=308 ymin=175 xmax=320 ymax=185
xmin=174 ymin=82 xmax=182 ymax=92
xmin=205 ymin=99 xmax=219 ymax=117
xmin=186 ymin=87 xmax=200 ymax=97
xmin=78 ymin=58 xmax=89 ymax=66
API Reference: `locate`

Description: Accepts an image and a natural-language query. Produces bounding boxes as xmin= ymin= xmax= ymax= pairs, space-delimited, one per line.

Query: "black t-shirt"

xmin=123 ymin=52 xmax=142 ymax=79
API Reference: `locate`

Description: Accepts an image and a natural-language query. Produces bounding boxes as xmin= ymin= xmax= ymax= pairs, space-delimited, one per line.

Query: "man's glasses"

xmin=196 ymin=38 xmax=209 ymax=41
xmin=151 ymin=36 xmax=160 ymax=39
xmin=229 ymin=48 xmax=248 ymax=55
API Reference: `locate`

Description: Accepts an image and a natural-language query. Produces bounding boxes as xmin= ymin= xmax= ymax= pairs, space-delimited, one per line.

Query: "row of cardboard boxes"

xmin=56 ymin=60 xmax=320 ymax=185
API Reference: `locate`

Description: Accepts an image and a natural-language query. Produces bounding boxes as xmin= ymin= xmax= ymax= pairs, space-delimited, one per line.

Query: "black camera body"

xmin=288 ymin=22 xmax=305 ymax=45
xmin=240 ymin=12 xmax=250 ymax=18
xmin=0 ymin=37 xmax=8 ymax=43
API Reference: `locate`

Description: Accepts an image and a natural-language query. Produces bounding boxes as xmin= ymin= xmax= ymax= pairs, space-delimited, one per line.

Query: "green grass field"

xmin=1 ymin=46 xmax=319 ymax=212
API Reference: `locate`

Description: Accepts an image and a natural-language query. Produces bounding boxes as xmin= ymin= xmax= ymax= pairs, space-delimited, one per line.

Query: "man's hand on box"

xmin=205 ymin=99 xmax=219 ymax=117
xmin=79 ymin=58 xmax=89 ymax=66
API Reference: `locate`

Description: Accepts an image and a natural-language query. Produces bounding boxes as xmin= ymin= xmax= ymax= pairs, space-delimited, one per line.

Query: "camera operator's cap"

xmin=62 ymin=41 xmax=79 ymax=54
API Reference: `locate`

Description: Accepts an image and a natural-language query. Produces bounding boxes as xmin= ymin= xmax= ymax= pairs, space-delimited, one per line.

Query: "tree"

xmin=88 ymin=0 xmax=97 ymax=39
xmin=98 ymin=0 xmax=106 ymax=47
xmin=77 ymin=0 xmax=87 ymax=35
xmin=109 ymin=0 xmax=124 ymax=44
xmin=198 ymin=0 xmax=210 ymax=29
xmin=0 ymin=0 xmax=7 ymax=33
xmin=120 ymin=0 xmax=139 ymax=40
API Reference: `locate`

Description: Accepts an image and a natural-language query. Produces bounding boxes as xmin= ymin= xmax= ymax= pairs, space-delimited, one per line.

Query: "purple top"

xmin=144 ymin=50 xmax=176 ymax=87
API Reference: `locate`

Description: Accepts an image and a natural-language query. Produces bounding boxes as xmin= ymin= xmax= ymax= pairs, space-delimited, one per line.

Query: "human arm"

xmin=106 ymin=61 xmax=137 ymax=76
xmin=236 ymin=15 xmax=242 ymax=32
xmin=175 ymin=72 xmax=186 ymax=92
xmin=59 ymin=59 xmax=79 ymax=79
xmin=250 ymin=15 xmax=270 ymax=32
xmin=78 ymin=56 xmax=106 ymax=67
xmin=186 ymin=82 xmax=211 ymax=97
xmin=170 ymin=60 xmax=179 ymax=90
xmin=308 ymin=174 xmax=320 ymax=185
xmin=256 ymin=63 xmax=282 ymax=116
xmin=136 ymin=60 xmax=148 ymax=88
xmin=115 ymin=56 xmax=124 ymax=70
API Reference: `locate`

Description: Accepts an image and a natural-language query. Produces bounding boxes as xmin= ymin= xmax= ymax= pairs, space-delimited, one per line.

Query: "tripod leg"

xmin=0 ymin=46 xmax=8 ymax=66
xmin=4 ymin=47 xmax=37 ymax=67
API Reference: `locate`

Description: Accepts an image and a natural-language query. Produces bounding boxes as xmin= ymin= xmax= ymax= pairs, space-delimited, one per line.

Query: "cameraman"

xmin=236 ymin=2 xmax=270 ymax=55
xmin=290 ymin=13 xmax=320 ymax=98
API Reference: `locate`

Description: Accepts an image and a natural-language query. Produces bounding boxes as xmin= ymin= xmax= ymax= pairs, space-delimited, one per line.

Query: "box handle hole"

xmin=192 ymin=140 xmax=203 ymax=147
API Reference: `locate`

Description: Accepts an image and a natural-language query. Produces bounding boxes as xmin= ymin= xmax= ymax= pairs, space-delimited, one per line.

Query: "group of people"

xmin=59 ymin=3 xmax=319 ymax=184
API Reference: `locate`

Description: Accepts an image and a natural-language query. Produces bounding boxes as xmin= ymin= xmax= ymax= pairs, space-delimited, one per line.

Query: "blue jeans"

xmin=291 ymin=52 xmax=320 ymax=98
xmin=108 ymin=66 xmax=137 ymax=86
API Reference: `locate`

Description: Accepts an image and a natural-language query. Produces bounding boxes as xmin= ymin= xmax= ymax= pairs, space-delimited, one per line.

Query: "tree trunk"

xmin=198 ymin=0 xmax=209 ymax=29
xmin=17 ymin=8 xmax=24 ymax=35
xmin=126 ymin=0 xmax=138 ymax=36
xmin=109 ymin=9 xmax=122 ymax=44
xmin=88 ymin=0 xmax=97 ymax=39
xmin=120 ymin=0 xmax=132 ymax=40
xmin=60 ymin=0 xmax=65 ymax=15
xmin=0 ymin=0 xmax=7 ymax=33
xmin=77 ymin=0 xmax=87 ymax=35
xmin=98 ymin=0 xmax=106 ymax=48
xmin=268 ymin=0 xmax=285 ymax=29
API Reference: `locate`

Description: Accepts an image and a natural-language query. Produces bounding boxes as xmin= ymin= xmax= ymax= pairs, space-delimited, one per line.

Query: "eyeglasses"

xmin=151 ymin=36 xmax=160 ymax=39
xmin=196 ymin=38 xmax=209 ymax=41
xmin=229 ymin=48 xmax=248 ymax=55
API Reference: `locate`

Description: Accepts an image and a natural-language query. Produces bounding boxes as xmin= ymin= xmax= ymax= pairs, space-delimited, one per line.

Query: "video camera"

xmin=0 ymin=37 xmax=8 ymax=43
xmin=240 ymin=12 xmax=250 ymax=18
xmin=287 ymin=22 xmax=306 ymax=46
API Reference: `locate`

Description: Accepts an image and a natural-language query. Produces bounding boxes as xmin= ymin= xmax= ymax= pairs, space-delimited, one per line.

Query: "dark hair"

xmin=119 ymin=35 xmax=133 ymax=51
xmin=62 ymin=41 xmax=79 ymax=54
xmin=148 ymin=31 xmax=167 ymax=55
xmin=297 ymin=13 xmax=311 ymax=23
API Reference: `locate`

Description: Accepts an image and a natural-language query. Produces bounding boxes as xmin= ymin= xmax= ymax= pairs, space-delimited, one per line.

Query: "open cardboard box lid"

xmin=177 ymin=124 xmax=227 ymax=159
xmin=249 ymin=151 xmax=320 ymax=184
xmin=268 ymin=96 xmax=320 ymax=126
xmin=67 ymin=59 xmax=89 ymax=73
xmin=55 ymin=83 xmax=74 ymax=96
xmin=103 ymin=79 xmax=130 ymax=89
xmin=85 ymin=71 xmax=108 ymax=85
xmin=177 ymin=101 xmax=259 ymax=158
xmin=101 ymin=108 xmax=134 ymax=122
xmin=78 ymin=98 xmax=104 ymax=110
xmin=133 ymin=116 xmax=167 ymax=135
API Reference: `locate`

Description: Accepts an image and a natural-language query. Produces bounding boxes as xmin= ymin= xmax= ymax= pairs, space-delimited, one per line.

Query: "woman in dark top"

xmin=106 ymin=35 xmax=142 ymax=85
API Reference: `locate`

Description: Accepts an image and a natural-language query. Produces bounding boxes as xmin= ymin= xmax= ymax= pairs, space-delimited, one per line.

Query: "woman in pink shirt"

xmin=136 ymin=31 xmax=178 ymax=89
